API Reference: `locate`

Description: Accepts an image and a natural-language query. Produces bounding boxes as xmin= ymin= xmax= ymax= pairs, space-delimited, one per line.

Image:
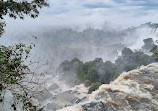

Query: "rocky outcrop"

xmin=39 ymin=83 xmax=88 ymax=111
xmin=58 ymin=63 xmax=158 ymax=111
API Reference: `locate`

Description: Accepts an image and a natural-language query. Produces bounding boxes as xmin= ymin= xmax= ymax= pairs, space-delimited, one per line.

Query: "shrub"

xmin=88 ymin=82 xmax=102 ymax=93
xmin=150 ymin=45 xmax=158 ymax=61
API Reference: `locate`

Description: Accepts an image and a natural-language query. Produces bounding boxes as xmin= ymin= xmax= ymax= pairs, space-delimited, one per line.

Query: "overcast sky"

xmin=38 ymin=0 xmax=158 ymax=26
xmin=1 ymin=0 xmax=158 ymax=61
xmin=3 ymin=0 xmax=158 ymax=35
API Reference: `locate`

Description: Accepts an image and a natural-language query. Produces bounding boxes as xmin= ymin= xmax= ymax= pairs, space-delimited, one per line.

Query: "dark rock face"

xmin=82 ymin=102 xmax=113 ymax=111
xmin=59 ymin=63 xmax=158 ymax=111
xmin=75 ymin=97 xmax=87 ymax=104
xmin=45 ymin=88 xmax=88 ymax=111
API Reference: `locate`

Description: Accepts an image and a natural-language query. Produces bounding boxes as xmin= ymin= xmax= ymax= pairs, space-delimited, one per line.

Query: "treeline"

xmin=58 ymin=38 xmax=157 ymax=93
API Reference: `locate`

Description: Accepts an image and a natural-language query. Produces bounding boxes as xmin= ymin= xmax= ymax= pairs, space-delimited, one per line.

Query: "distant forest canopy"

xmin=58 ymin=38 xmax=158 ymax=93
xmin=28 ymin=22 xmax=158 ymax=66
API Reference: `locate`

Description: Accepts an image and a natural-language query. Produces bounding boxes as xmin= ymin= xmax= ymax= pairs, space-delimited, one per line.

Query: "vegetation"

xmin=141 ymin=38 xmax=156 ymax=52
xmin=88 ymin=82 xmax=102 ymax=93
xmin=58 ymin=41 xmax=157 ymax=93
xmin=0 ymin=0 xmax=48 ymax=110
xmin=150 ymin=41 xmax=158 ymax=61
xmin=58 ymin=58 xmax=120 ymax=87
xmin=0 ymin=0 xmax=48 ymax=36
xmin=115 ymin=47 xmax=155 ymax=72
xmin=0 ymin=43 xmax=46 ymax=111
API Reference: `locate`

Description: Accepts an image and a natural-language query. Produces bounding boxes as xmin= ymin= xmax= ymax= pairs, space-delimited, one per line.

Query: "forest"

xmin=58 ymin=38 xmax=158 ymax=93
xmin=1 ymin=0 xmax=158 ymax=111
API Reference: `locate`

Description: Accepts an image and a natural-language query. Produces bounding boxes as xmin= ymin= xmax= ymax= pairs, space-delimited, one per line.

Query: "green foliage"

xmin=115 ymin=47 xmax=155 ymax=72
xmin=0 ymin=0 xmax=48 ymax=36
xmin=59 ymin=39 xmax=157 ymax=93
xmin=88 ymin=82 xmax=102 ymax=93
xmin=0 ymin=43 xmax=31 ymax=89
xmin=150 ymin=45 xmax=158 ymax=61
xmin=0 ymin=0 xmax=48 ymax=19
xmin=107 ymin=62 xmax=120 ymax=81
xmin=59 ymin=45 xmax=156 ymax=93
xmin=0 ymin=1 xmax=48 ymax=110
xmin=0 ymin=43 xmax=42 ymax=111
xmin=0 ymin=22 xmax=5 ymax=37
xmin=59 ymin=58 xmax=121 ymax=93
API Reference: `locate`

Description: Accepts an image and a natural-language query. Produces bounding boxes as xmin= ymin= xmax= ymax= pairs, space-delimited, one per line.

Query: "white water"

xmin=1 ymin=24 xmax=158 ymax=111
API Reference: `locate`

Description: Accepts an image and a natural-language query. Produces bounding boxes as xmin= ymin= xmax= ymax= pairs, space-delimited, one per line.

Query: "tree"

xmin=0 ymin=0 xmax=49 ymax=110
xmin=0 ymin=43 xmax=47 ymax=111
xmin=0 ymin=0 xmax=49 ymax=36
xmin=115 ymin=47 xmax=155 ymax=72
xmin=150 ymin=40 xmax=158 ymax=61
xmin=141 ymin=38 xmax=156 ymax=52
xmin=58 ymin=58 xmax=120 ymax=93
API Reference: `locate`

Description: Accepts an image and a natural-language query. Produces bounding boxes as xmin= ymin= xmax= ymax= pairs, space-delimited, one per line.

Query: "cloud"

xmin=3 ymin=0 xmax=158 ymax=34
xmin=1 ymin=0 xmax=158 ymax=62
xmin=38 ymin=0 xmax=158 ymax=25
xmin=83 ymin=3 xmax=112 ymax=9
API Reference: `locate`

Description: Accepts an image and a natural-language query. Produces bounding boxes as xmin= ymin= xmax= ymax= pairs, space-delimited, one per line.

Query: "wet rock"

xmin=46 ymin=102 xmax=62 ymax=110
xmin=49 ymin=83 xmax=59 ymax=91
xmin=59 ymin=63 xmax=158 ymax=111
xmin=45 ymin=90 xmax=80 ymax=110
xmin=36 ymin=89 xmax=53 ymax=103
xmin=75 ymin=97 xmax=87 ymax=103
xmin=82 ymin=102 xmax=113 ymax=111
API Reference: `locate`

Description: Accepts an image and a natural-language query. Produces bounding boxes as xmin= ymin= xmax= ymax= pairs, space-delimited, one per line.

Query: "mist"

xmin=1 ymin=0 xmax=158 ymax=110
xmin=1 ymin=21 xmax=158 ymax=67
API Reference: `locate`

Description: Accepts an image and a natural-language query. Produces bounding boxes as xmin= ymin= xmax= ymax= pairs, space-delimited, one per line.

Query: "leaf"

xmin=32 ymin=36 xmax=37 ymax=39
